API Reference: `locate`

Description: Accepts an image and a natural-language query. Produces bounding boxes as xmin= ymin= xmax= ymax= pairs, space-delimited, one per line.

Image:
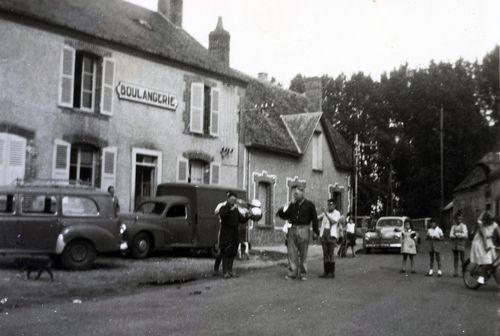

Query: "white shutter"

xmin=190 ymin=82 xmax=204 ymax=134
xmin=52 ymin=139 xmax=71 ymax=180
xmin=318 ymin=133 xmax=323 ymax=170
xmin=58 ymin=45 xmax=75 ymax=107
xmin=0 ymin=133 xmax=7 ymax=185
xmin=210 ymin=162 xmax=220 ymax=185
xmin=100 ymin=146 xmax=117 ymax=191
xmin=6 ymin=135 xmax=26 ymax=185
xmin=100 ymin=57 xmax=115 ymax=116
xmin=177 ymin=157 xmax=189 ymax=182
xmin=312 ymin=134 xmax=318 ymax=169
xmin=210 ymin=87 xmax=220 ymax=136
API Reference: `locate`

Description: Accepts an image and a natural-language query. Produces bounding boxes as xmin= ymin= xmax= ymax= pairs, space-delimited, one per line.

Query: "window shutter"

xmin=190 ymin=82 xmax=204 ymax=134
xmin=210 ymin=87 xmax=220 ymax=136
xmin=0 ymin=133 xmax=6 ymax=185
xmin=210 ymin=162 xmax=220 ymax=185
xmin=52 ymin=139 xmax=71 ymax=180
xmin=318 ymin=133 xmax=323 ymax=170
xmin=101 ymin=57 xmax=115 ymax=116
xmin=101 ymin=146 xmax=117 ymax=191
xmin=58 ymin=45 xmax=75 ymax=107
xmin=312 ymin=134 xmax=318 ymax=169
xmin=177 ymin=157 xmax=189 ymax=182
xmin=7 ymin=135 xmax=26 ymax=184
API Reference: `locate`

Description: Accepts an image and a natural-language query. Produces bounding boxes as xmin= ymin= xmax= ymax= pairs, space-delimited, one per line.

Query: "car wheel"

xmin=60 ymin=240 xmax=97 ymax=270
xmin=131 ymin=232 xmax=152 ymax=259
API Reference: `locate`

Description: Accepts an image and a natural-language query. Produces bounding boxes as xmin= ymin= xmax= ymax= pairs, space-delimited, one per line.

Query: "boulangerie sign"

xmin=116 ymin=81 xmax=178 ymax=111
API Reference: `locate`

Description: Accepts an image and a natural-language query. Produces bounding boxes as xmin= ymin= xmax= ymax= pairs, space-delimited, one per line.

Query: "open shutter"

xmin=52 ymin=139 xmax=71 ymax=180
xmin=101 ymin=146 xmax=117 ymax=191
xmin=58 ymin=45 xmax=75 ymax=107
xmin=318 ymin=133 xmax=323 ymax=170
xmin=210 ymin=162 xmax=220 ymax=185
xmin=0 ymin=133 xmax=7 ymax=185
xmin=190 ymin=82 xmax=204 ymax=134
xmin=177 ymin=157 xmax=189 ymax=182
xmin=6 ymin=135 xmax=26 ymax=184
xmin=100 ymin=57 xmax=115 ymax=116
xmin=210 ymin=87 xmax=220 ymax=136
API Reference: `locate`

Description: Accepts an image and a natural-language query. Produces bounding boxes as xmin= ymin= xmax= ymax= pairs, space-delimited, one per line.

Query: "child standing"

xmin=400 ymin=220 xmax=417 ymax=274
xmin=426 ymin=220 xmax=444 ymax=277
xmin=345 ymin=213 xmax=357 ymax=257
xmin=449 ymin=212 xmax=468 ymax=277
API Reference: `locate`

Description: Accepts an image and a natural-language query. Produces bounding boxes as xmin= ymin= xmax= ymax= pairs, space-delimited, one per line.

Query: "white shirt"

xmin=319 ymin=210 xmax=341 ymax=238
xmin=427 ymin=227 xmax=444 ymax=239
xmin=346 ymin=222 xmax=356 ymax=234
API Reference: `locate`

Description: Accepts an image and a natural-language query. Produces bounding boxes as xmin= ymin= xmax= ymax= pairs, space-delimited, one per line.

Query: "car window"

xmin=377 ymin=219 xmax=403 ymax=227
xmin=62 ymin=196 xmax=99 ymax=216
xmin=167 ymin=204 xmax=186 ymax=218
xmin=0 ymin=194 xmax=16 ymax=214
xmin=21 ymin=194 xmax=57 ymax=215
xmin=136 ymin=202 xmax=166 ymax=215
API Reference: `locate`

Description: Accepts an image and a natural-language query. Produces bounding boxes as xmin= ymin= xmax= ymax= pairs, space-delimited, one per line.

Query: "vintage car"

xmin=0 ymin=181 xmax=127 ymax=270
xmin=121 ymin=183 xmax=248 ymax=259
xmin=363 ymin=216 xmax=419 ymax=253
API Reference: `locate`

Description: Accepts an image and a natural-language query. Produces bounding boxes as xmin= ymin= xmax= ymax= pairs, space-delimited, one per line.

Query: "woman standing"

xmin=449 ymin=212 xmax=468 ymax=277
xmin=470 ymin=211 xmax=499 ymax=284
xmin=400 ymin=220 xmax=417 ymax=275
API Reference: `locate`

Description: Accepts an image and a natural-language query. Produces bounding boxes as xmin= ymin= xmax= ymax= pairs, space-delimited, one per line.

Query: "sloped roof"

xmin=454 ymin=151 xmax=500 ymax=192
xmin=0 ymin=0 xmax=247 ymax=84
xmin=281 ymin=112 xmax=322 ymax=153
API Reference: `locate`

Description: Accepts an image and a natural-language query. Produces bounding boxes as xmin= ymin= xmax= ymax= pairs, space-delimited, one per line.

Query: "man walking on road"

xmin=277 ymin=186 xmax=319 ymax=280
xmin=317 ymin=199 xmax=341 ymax=278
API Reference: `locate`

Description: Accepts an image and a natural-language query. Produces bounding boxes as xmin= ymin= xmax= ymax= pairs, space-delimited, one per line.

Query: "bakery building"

xmin=0 ymin=0 xmax=247 ymax=210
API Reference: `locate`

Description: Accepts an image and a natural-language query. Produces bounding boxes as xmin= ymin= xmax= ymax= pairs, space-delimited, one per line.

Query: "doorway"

xmin=131 ymin=148 xmax=162 ymax=211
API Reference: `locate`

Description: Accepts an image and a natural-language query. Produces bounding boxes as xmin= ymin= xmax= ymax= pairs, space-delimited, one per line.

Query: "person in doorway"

xmin=277 ymin=186 xmax=319 ymax=281
xmin=450 ymin=212 xmax=468 ymax=277
xmin=470 ymin=211 xmax=499 ymax=285
xmin=317 ymin=199 xmax=341 ymax=278
xmin=426 ymin=220 xmax=444 ymax=277
xmin=400 ymin=220 xmax=417 ymax=275
xmin=218 ymin=192 xmax=249 ymax=278
xmin=107 ymin=186 xmax=120 ymax=216
xmin=345 ymin=212 xmax=357 ymax=257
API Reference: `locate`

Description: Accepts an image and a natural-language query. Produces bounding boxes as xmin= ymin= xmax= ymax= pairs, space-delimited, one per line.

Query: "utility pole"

xmin=354 ymin=134 xmax=376 ymax=223
xmin=440 ymin=106 xmax=444 ymax=217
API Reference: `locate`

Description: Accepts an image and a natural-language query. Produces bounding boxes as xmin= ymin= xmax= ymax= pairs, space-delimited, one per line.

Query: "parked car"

xmin=0 ymin=181 xmax=127 ymax=270
xmin=121 ymin=183 xmax=247 ymax=259
xmin=363 ymin=216 xmax=420 ymax=253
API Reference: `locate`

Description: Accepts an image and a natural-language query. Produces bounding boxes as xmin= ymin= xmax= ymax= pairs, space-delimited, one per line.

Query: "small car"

xmin=363 ymin=216 xmax=419 ymax=253
xmin=0 ymin=181 xmax=127 ymax=270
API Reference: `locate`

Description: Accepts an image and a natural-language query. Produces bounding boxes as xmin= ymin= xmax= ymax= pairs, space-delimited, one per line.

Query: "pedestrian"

xmin=470 ymin=211 xmax=499 ymax=285
xmin=449 ymin=211 xmax=468 ymax=277
xmin=345 ymin=212 xmax=357 ymax=257
xmin=399 ymin=220 xmax=417 ymax=275
xmin=107 ymin=186 xmax=120 ymax=216
xmin=337 ymin=217 xmax=347 ymax=258
xmin=425 ymin=220 xmax=444 ymax=277
xmin=218 ymin=192 xmax=249 ymax=278
xmin=212 ymin=197 xmax=227 ymax=276
xmin=277 ymin=186 xmax=319 ymax=281
xmin=237 ymin=199 xmax=251 ymax=260
xmin=317 ymin=199 xmax=341 ymax=278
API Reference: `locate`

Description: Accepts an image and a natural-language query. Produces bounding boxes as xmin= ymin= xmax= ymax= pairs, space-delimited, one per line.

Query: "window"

xmin=73 ymin=53 xmax=96 ymax=111
xmin=177 ymin=157 xmax=220 ymax=185
xmin=312 ymin=131 xmax=323 ymax=170
xmin=189 ymin=83 xmax=220 ymax=136
xmin=62 ymin=196 xmax=99 ymax=216
xmin=0 ymin=194 xmax=15 ymax=214
xmin=69 ymin=146 xmax=98 ymax=186
xmin=136 ymin=201 xmax=166 ymax=215
xmin=167 ymin=204 xmax=186 ymax=218
xmin=22 ymin=195 xmax=57 ymax=215
xmin=189 ymin=159 xmax=210 ymax=184
xmin=257 ymin=182 xmax=272 ymax=227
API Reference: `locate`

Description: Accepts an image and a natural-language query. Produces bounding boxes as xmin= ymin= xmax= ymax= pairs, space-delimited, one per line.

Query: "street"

xmin=1 ymin=251 xmax=498 ymax=336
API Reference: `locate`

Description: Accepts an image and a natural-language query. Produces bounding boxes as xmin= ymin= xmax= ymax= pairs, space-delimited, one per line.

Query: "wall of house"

xmin=0 ymin=18 xmax=244 ymax=211
xmin=245 ymin=123 xmax=351 ymax=245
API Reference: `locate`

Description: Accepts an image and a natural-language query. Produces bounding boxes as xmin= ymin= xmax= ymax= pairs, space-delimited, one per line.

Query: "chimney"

xmin=209 ymin=17 xmax=230 ymax=67
xmin=258 ymin=72 xmax=268 ymax=82
xmin=158 ymin=0 xmax=183 ymax=27
xmin=304 ymin=77 xmax=322 ymax=112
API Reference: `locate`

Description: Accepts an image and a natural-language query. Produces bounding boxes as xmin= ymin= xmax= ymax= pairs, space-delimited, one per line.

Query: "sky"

xmin=125 ymin=0 xmax=500 ymax=86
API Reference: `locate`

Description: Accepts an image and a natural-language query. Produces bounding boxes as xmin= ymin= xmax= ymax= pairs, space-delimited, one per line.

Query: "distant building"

xmin=453 ymin=150 xmax=500 ymax=226
xmin=0 ymin=0 xmax=247 ymax=210
xmin=239 ymin=77 xmax=353 ymax=245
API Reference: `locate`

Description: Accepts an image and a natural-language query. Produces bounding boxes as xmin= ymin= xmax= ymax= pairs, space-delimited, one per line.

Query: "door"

xmin=0 ymin=192 xmax=18 ymax=250
xmin=131 ymin=149 xmax=162 ymax=211
xmin=18 ymin=193 xmax=61 ymax=252
xmin=166 ymin=203 xmax=191 ymax=246
xmin=258 ymin=182 xmax=272 ymax=226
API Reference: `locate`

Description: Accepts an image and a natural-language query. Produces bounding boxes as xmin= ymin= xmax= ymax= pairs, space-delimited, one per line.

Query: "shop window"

xmin=189 ymin=83 xmax=220 ymax=136
xmin=69 ymin=145 xmax=98 ymax=186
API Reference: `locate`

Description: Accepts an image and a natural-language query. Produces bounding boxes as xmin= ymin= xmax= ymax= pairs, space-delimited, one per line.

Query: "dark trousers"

xmin=321 ymin=230 xmax=336 ymax=263
xmin=429 ymin=252 xmax=441 ymax=269
xmin=222 ymin=257 xmax=234 ymax=275
xmin=214 ymin=254 xmax=222 ymax=272
xmin=453 ymin=250 xmax=465 ymax=273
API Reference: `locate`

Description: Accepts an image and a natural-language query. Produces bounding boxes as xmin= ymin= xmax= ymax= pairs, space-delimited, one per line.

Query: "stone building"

xmin=0 ymin=0 xmax=247 ymax=210
xmin=239 ymin=77 xmax=353 ymax=245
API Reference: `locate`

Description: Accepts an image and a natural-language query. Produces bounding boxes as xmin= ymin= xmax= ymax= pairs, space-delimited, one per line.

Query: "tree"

xmin=289 ymin=74 xmax=306 ymax=94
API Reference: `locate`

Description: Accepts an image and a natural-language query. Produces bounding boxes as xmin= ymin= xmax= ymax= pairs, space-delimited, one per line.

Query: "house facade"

xmin=0 ymin=0 xmax=247 ymax=211
xmin=239 ymin=78 xmax=353 ymax=245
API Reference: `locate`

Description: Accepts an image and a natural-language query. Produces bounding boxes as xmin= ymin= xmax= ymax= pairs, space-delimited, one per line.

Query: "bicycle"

xmin=463 ymin=248 xmax=500 ymax=289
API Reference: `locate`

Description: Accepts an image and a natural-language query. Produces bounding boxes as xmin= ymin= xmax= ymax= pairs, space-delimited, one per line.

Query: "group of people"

xmin=399 ymin=210 xmax=499 ymax=284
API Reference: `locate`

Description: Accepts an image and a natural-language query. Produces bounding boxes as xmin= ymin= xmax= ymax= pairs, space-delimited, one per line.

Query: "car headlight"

xmin=120 ymin=223 xmax=127 ymax=235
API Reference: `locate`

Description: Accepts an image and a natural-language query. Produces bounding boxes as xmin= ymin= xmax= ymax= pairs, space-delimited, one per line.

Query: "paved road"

xmin=1 ymin=252 xmax=498 ymax=336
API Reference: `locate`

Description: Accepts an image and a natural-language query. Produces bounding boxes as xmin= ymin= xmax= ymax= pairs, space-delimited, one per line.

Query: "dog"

xmin=15 ymin=256 xmax=54 ymax=281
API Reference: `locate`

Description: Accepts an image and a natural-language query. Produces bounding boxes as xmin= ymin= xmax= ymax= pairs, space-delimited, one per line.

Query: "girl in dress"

xmin=400 ymin=220 xmax=417 ymax=274
xmin=426 ymin=220 xmax=444 ymax=277
xmin=470 ymin=211 xmax=500 ymax=284
xmin=345 ymin=213 xmax=357 ymax=257
xmin=449 ymin=212 xmax=468 ymax=277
